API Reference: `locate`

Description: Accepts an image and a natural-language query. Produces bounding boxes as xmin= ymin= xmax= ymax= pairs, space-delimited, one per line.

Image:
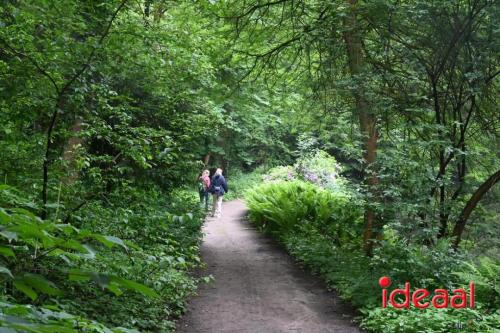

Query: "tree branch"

xmin=0 ymin=36 xmax=61 ymax=95
xmin=452 ymin=169 xmax=500 ymax=249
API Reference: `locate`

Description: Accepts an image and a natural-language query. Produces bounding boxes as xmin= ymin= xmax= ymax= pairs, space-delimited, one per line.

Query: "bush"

xmin=246 ymin=180 xmax=363 ymax=243
xmin=361 ymin=306 xmax=500 ymax=333
xmin=295 ymin=150 xmax=344 ymax=190
xmin=261 ymin=150 xmax=345 ymax=191
xmin=223 ymin=167 xmax=267 ymax=201
xmin=454 ymin=257 xmax=500 ymax=310
xmin=283 ymin=222 xmax=500 ymax=332
xmin=262 ymin=166 xmax=296 ymax=183
xmin=0 ymin=184 xmax=205 ymax=332
xmin=69 ymin=186 xmax=205 ymax=331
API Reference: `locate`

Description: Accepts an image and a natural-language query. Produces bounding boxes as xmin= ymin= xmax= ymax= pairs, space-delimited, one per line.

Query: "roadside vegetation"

xmin=246 ymin=151 xmax=499 ymax=332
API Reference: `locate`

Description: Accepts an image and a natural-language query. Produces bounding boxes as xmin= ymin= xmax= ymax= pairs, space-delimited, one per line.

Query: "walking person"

xmin=209 ymin=168 xmax=228 ymax=218
xmin=198 ymin=169 xmax=211 ymax=210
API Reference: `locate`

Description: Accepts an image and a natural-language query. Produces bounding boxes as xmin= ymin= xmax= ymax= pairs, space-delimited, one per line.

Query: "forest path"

xmin=175 ymin=200 xmax=361 ymax=333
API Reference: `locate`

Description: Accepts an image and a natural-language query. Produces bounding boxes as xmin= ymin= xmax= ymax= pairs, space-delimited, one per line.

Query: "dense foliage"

xmin=0 ymin=0 xmax=498 ymax=332
xmin=0 ymin=0 xmax=282 ymax=331
xmin=0 ymin=185 xmax=204 ymax=332
xmin=221 ymin=0 xmax=499 ymax=254
xmin=246 ymin=153 xmax=499 ymax=332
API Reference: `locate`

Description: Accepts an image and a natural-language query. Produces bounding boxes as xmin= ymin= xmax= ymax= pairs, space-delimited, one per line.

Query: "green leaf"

xmin=68 ymin=269 xmax=91 ymax=282
xmin=93 ymin=235 xmax=128 ymax=250
xmin=0 ymin=246 xmax=15 ymax=257
xmin=0 ymin=265 xmax=13 ymax=278
xmin=19 ymin=274 xmax=62 ymax=296
xmin=0 ymin=208 xmax=10 ymax=223
xmin=61 ymin=239 xmax=87 ymax=253
xmin=113 ymin=277 xmax=158 ymax=298
xmin=114 ymin=328 xmax=140 ymax=333
xmin=13 ymin=281 xmax=38 ymax=300
xmin=0 ymin=230 xmax=17 ymax=241
xmin=124 ymin=240 xmax=141 ymax=251
xmin=106 ymin=282 xmax=124 ymax=296
xmin=81 ymin=244 xmax=96 ymax=258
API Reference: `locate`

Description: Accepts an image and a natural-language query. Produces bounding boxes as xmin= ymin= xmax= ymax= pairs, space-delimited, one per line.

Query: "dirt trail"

xmin=175 ymin=200 xmax=361 ymax=333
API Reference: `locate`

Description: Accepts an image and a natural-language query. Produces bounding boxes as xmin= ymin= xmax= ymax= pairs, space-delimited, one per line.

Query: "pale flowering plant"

xmin=303 ymin=171 xmax=319 ymax=183
xmin=262 ymin=165 xmax=297 ymax=182
xmin=261 ymin=151 xmax=344 ymax=190
xmin=295 ymin=150 xmax=343 ymax=189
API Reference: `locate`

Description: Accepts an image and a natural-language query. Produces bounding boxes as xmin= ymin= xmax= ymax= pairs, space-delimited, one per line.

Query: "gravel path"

xmin=175 ymin=200 xmax=362 ymax=333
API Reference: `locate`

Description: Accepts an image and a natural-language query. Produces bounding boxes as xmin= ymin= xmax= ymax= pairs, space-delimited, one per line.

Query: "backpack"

xmin=211 ymin=175 xmax=225 ymax=195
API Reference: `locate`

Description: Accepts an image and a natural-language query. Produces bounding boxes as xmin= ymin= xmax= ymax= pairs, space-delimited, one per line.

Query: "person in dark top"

xmin=209 ymin=168 xmax=228 ymax=218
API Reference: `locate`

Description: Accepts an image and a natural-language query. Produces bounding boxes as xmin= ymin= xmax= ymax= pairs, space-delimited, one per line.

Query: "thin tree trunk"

xmin=203 ymin=153 xmax=211 ymax=166
xmin=438 ymin=182 xmax=447 ymax=238
xmin=343 ymin=0 xmax=380 ymax=256
xmin=62 ymin=118 xmax=84 ymax=184
xmin=41 ymin=97 xmax=65 ymax=220
xmin=452 ymin=169 xmax=500 ymax=249
xmin=144 ymin=0 xmax=152 ymax=18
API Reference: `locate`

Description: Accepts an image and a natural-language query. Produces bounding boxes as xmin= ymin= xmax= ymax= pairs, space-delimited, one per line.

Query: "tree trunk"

xmin=144 ymin=0 xmax=152 ymax=18
xmin=62 ymin=118 xmax=84 ymax=184
xmin=438 ymin=182 xmax=447 ymax=238
xmin=343 ymin=0 xmax=380 ymax=256
xmin=203 ymin=153 xmax=211 ymax=166
xmin=41 ymin=97 xmax=65 ymax=220
xmin=452 ymin=169 xmax=500 ymax=249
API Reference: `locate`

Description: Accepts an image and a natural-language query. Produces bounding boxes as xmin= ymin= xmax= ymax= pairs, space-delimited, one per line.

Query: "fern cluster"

xmin=246 ymin=180 xmax=363 ymax=244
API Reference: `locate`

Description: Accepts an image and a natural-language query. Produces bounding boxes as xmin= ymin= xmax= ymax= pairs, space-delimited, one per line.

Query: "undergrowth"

xmin=0 ymin=184 xmax=205 ymax=332
xmin=246 ymin=173 xmax=500 ymax=332
xmin=223 ymin=167 xmax=267 ymax=201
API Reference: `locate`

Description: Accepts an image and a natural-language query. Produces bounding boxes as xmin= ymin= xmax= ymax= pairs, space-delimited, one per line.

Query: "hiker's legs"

xmin=215 ymin=195 xmax=223 ymax=217
xmin=203 ymin=191 xmax=209 ymax=210
xmin=212 ymin=194 xmax=217 ymax=216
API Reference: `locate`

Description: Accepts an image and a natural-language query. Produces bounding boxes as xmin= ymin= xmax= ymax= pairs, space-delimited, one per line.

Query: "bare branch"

xmin=0 ymin=36 xmax=61 ymax=95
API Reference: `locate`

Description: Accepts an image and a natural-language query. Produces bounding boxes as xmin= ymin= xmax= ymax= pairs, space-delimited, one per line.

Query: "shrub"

xmin=70 ymin=186 xmax=205 ymax=331
xmin=261 ymin=151 xmax=345 ymax=191
xmin=361 ymin=306 xmax=500 ymax=333
xmin=246 ymin=180 xmax=363 ymax=245
xmin=295 ymin=150 xmax=344 ymax=190
xmin=282 ymin=221 xmax=500 ymax=332
xmin=262 ymin=166 xmax=296 ymax=183
xmin=454 ymin=257 xmax=500 ymax=310
xmin=0 ymin=184 xmax=204 ymax=332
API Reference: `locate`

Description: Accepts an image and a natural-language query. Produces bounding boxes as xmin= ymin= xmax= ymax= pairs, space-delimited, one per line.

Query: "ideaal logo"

xmin=379 ymin=276 xmax=475 ymax=309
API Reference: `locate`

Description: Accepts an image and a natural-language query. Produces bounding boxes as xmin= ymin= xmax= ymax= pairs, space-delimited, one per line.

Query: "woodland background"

xmin=0 ymin=0 xmax=498 ymax=332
